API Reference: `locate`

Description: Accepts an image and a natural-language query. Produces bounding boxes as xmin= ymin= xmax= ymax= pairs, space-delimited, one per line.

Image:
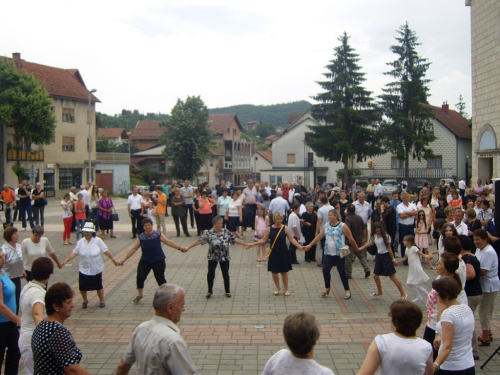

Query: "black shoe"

xmin=365 ymin=270 xmax=371 ymax=278
xmin=191 ymin=225 xmax=195 ymax=229
xmin=185 ymin=233 xmax=191 ymax=237
xmin=176 ymin=234 xmax=180 ymax=237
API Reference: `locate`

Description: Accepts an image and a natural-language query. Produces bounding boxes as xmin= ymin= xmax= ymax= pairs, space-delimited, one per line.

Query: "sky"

xmin=0 ymin=0 xmax=472 ymax=117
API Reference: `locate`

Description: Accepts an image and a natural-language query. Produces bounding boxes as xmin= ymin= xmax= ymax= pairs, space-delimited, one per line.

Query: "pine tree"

xmin=455 ymin=94 xmax=471 ymax=121
xmin=305 ymin=32 xmax=383 ymax=184
xmin=379 ymin=23 xmax=436 ymax=180
xmin=159 ymin=96 xmax=217 ymax=180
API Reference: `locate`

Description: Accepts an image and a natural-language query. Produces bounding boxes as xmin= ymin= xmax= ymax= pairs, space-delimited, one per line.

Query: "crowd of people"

xmin=0 ymin=176 xmax=498 ymax=373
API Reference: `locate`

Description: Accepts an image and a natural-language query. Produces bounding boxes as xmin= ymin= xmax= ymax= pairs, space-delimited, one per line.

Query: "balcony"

xmin=357 ymin=168 xmax=453 ymax=179
xmin=7 ymin=150 xmax=44 ymax=161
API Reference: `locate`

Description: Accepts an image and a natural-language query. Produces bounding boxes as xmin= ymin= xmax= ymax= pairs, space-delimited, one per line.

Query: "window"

xmin=287 ymin=154 xmax=296 ymax=164
xmin=62 ymin=108 xmax=75 ymax=122
xmin=427 ymin=156 xmax=442 ymax=168
xmin=59 ymin=169 xmax=82 ymax=190
xmin=62 ymin=136 xmax=75 ymax=151
xmin=391 ymin=157 xmax=403 ymax=169
xmin=307 ymin=152 xmax=314 ymax=167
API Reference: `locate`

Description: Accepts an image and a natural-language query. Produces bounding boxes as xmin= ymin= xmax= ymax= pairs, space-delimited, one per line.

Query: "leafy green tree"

xmin=379 ymin=23 xmax=436 ymax=179
xmin=0 ymin=59 xmax=56 ymax=181
xmin=159 ymin=96 xmax=218 ymax=180
xmin=455 ymin=95 xmax=471 ymax=122
xmin=305 ymin=32 xmax=383 ymax=183
xmin=96 ymin=138 xmax=139 ymax=154
xmin=254 ymin=123 xmax=276 ymax=138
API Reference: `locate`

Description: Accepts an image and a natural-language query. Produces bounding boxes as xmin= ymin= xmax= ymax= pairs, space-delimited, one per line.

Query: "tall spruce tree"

xmin=159 ymin=96 xmax=217 ymax=180
xmin=305 ymin=32 xmax=382 ymax=184
xmin=379 ymin=22 xmax=435 ymax=180
xmin=455 ymin=94 xmax=471 ymax=121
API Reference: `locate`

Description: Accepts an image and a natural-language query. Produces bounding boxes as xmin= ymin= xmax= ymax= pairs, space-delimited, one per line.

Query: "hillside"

xmin=209 ymin=101 xmax=311 ymax=127
xmin=98 ymin=101 xmax=311 ymax=129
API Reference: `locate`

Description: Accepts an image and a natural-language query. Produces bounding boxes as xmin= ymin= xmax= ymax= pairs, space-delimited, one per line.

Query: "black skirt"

xmin=79 ymin=272 xmax=103 ymax=291
xmin=99 ymin=217 xmax=113 ymax=230
xmin=198 ymin=213 xmax=213 ymax=232
xmin=227 ymin=216 xmax=240 ymax=232
xmin=373 ymin=253 xmax=396 ymax=277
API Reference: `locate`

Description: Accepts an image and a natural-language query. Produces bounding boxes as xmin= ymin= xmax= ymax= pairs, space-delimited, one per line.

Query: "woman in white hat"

xmin=61 ymin=222 xmax=120 ymax=308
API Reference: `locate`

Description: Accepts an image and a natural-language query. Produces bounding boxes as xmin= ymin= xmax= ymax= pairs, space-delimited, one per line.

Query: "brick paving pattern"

xmin=8 ymin=198 xmax=500 ymax=374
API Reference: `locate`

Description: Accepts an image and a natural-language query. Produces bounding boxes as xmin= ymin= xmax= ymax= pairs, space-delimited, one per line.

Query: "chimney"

xmin=12 ymin=52 xmax=22 ymax=67
xmin=442 ymin=101 xmax=449 ymax=115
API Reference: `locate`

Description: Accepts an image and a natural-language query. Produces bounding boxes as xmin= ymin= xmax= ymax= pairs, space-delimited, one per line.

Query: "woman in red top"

xmin=449 ymin=191 xmax=462 ymax=208
xmin=195 ymin=190 xmax=215 ymax=232
xmin=75 ymin=193 xmax=87 ymax=240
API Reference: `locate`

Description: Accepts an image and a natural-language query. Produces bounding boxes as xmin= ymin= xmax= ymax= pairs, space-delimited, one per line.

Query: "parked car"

xmin=410 ymin=179 xmax=427 ymax=195
xmin=382 ymin=179 xmax=401 ymax=197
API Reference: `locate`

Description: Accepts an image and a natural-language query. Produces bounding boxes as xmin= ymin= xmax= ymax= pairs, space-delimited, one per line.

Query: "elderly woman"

xmin=32 ymin=282 xmax=90 ymax=374
xmin=305 ymin=209 xmax=360 ymax=299
xmin=171 ymin=187 xmax=190 ymax=237
xmin=119 ymin=218 xmax=185 ymax=304
xmin=195 ymin=190 xmax=215 ymax=232
xmin=250 ymin=212 xmax=304 ymax=296
xmin=358 ymin=300 xmax=433 ymax=375
xmin=98 ymin=189 xmax=115 ymax=239
xmin=185 ymin=216 xmax=248 ymax=298
xmin=61 ymin=222 xmax=120 ymax=308
xmin=0 ymin=248 xmax=22 ymax=374
xmin=22 ymin=225 xmax=62 ymax=282
xmin=61 ymin=193 xmax=73 ymax=245
xmin=432 ymin=277 xmax=475 ymax=374
xmin=19 ymin=257 xmax=54 ymax=375
xmin=2 ymin=226 xmax=25 ymax=313
xmin=262 ymin=312 xmax=334 ymax=375
xmin=473 ymin=229 xmax=500 ymax=347
xmin=31 ymin=182 xmax=46 ymax=227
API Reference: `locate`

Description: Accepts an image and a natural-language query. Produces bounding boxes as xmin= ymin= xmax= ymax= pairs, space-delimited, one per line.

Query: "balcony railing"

xmin=7 ymin=150 xmax=44 ymax=161
xmin=357 ymin=168 xmax=453 ymax=179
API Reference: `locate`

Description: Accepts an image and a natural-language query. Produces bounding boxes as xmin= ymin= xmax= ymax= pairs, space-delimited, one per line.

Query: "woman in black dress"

xmin=249 ymin=212 xmax=304 ymax=296
xmin=301 ymin=202 xmax=317 ymax=263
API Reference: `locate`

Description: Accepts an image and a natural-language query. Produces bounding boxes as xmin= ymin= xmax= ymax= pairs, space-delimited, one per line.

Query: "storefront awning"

xmin=57 ymin=163 xmax=84 ymax=169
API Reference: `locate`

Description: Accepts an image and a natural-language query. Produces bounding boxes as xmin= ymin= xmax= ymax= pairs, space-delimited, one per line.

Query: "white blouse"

xmin=72 ymin=237 xmax=108 ymax=275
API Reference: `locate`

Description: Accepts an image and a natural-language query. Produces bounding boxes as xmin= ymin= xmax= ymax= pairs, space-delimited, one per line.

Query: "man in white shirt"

xmin=353 ymin=192 xmax=372 ymax=225
xmin=459 ymin=178 xmax=467 ymax=198
xmin=287 ymin=182 xmax=296 ymax=205
xmin=242 ymin=180 xmax=258 ymax=231
xmin=127 ymin=187 xmax=144 ymax=239
xmin=396 ymin=192 xmax=417 ymax=264
xmin=374 ymin=179 xmax=384 ymax=203
xmin=117 ymin=284 xmax=197 ymax=375
xmin=79 ymin=185 xmax=91 ymax=206
xmin=268 ymin=191 xmax=289 ymax=224
xmin=180 ymin=180 xmax=195 ymax=229
xmin=287 ymin=204 xmax=303 ymax=264
xmin=452 ymin=210 xmax=468 ymax=235
xmin=316 ymin=196 xmax=334 ymax=266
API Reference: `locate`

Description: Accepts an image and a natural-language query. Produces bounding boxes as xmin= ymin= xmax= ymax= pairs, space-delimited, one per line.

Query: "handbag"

xmin=366 ymin=241 xmax=378 ymax=256
xmin=111 ymin=208 xmax=119 ymax=221
xmin=339 ymin=245 xmax=350 ymax=258
xmin=265 ymin=225 xmax=284 ymax=259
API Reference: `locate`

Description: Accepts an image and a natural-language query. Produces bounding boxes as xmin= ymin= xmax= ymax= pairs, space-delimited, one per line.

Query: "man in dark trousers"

xmin=344 ymin=204 xmax=370 ymax=279
xmin=381 ymin=197 xmax=398 ymax=255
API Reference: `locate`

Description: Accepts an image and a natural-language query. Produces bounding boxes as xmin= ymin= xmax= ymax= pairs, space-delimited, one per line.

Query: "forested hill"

xmin=98 ymin=101 xmax=311 ymax=130
xmin=210 ymin=101 xmax=311 ymax=127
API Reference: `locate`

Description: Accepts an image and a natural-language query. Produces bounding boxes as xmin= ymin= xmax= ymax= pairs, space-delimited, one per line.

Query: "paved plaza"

xmin=9 ymin=197 xmax=500 ymax=374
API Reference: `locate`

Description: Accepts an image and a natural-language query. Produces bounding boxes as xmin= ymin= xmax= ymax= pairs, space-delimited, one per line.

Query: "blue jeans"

xmin=76 ymin=219 xmax=86 ymax=240
xmin=19 ymin=205 xmax=34 ymax=229
xmin=323 ymin=254 xmax=349 ymax=291
xmin=92 ymin=208 xmax=100 ymax=231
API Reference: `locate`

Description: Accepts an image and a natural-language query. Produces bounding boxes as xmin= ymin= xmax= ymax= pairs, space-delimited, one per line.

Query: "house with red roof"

xmin=130 ymin=114 xmax=252 ymax=186
xmin=0 ymin=53 xmax=109 ymax=196
xmin=97 ymin=127 xmax=128 ymax=143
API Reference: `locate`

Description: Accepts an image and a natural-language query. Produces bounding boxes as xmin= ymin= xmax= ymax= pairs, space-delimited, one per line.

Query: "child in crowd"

xmin=254 ymin=206 xmax=268 ymax=262
xmin=394 ymin=235 xmax=430 ymax=303
xmin=415 ymin=209 xmax=432 ymax=269
xmin=146 ymin=201 xmax=156 ymax=227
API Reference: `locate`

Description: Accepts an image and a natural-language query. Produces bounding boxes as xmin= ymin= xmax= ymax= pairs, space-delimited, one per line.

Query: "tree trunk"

xmin=404 ymin=145 xmax=410 ymax=181
xmin=343 ymin=156 xmax=349 ymax=186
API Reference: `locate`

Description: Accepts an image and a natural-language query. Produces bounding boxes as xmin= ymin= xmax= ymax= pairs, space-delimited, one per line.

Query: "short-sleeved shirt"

xmin=0 ymin=188 xmax=15 ymax=204
xmin=324 ymin=222 xmax=345 ymax=256
xmin=227 ymin=199 xmax=242 ymax=217
xmin=317 ymin=204 xmax=334 ymax=229
xmin=462 ymin=253 xmax=482 ymax=296
xmin=268 ymin=197 xmax=290 ymax=215
xmin=21 ymin=237 xmax=54 ymax=271
xmin=155 ymin=192 xmax=167 ymax=214
xmin=397 ymin=202 xmax=417 ymax=225
xmin=344 ymin=214 xmax=364 ymax=246
xmin=32 ymin=321 xmax=83 ymax=374
xmin=72 ymin=237 xmax=108 ymax=276
xmin=179 ymin=186 xmax=193 ymax=205
xmin=476 ymin=244 xmax=500 ymax=292
xmin=138 ymin=231 xmax=166 ymax=264
xmin=198 ymin=228 xmax=236 ymax=262
xmin=262 ymin=349 xmax=334 ymax=375
xmin=19 ymin=281 xmax=46 ymax=347
xmin=0 ymin=270 xmax=16 ymax=323
xmin=436 ymin=304 xmax=475 ymax=371
xmin=61 ymin=201 xmax=72 ymax=218
xmin=2 ymin=242 xmax=24 ymax=279
xmin=217 ymin=196 xmax=231 ymax=217
xmin=353 ymin=201 xmax=372 ymax=224
xmin=127 ymin=194 xmax=143 ymax=210
xmin=242 ymin=187 xmax=258 ymax=204
xmin=18 ymin=186 xmax=31 ymax=206
xmin=122 ymin=315 xmax=197 ymax=375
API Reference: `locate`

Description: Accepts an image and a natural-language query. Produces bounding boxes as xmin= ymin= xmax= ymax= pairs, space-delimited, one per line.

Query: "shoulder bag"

xmin=265 ymin=225 xmax=284 ymax=259
xmin=111 ymin=207 xmax=119 ymax=221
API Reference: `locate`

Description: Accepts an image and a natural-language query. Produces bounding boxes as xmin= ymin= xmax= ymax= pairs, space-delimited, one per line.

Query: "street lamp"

xmin=88 ymin=89 xmax=97 ymax=182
